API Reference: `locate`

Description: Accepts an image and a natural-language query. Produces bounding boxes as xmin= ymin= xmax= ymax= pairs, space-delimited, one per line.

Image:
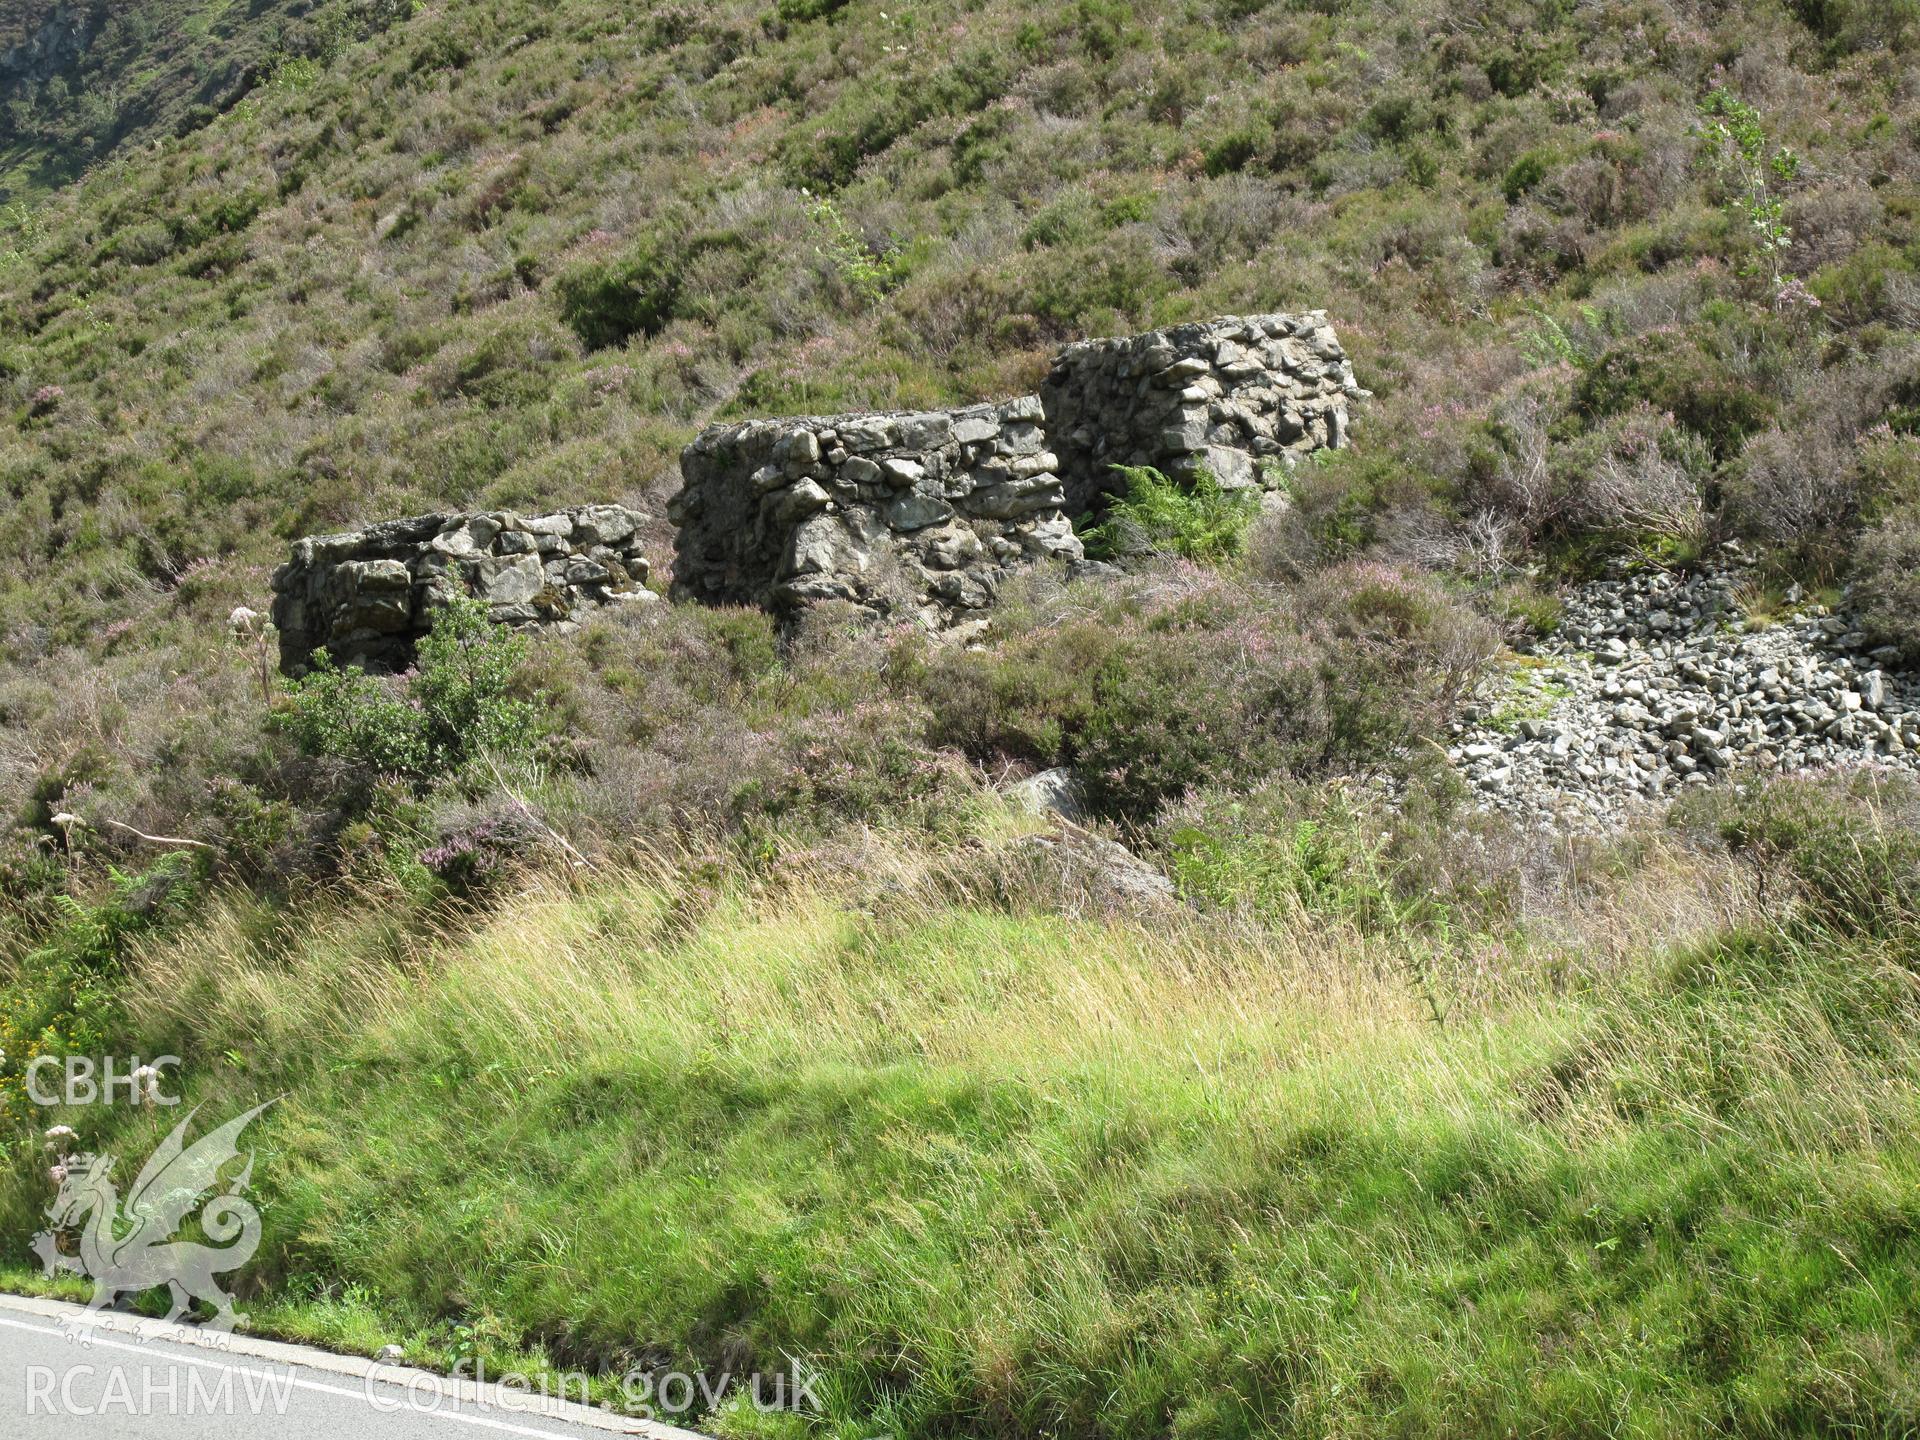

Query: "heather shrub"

xmin=734 ymin=698 xmax=977 ymax=837
xmin=1852 ymin=505 xmax=1920 ymax=666
xmin=1786 ymin=0 xmax=1920 ymax=57
xmin=1250 ymin=450 xmax=1419 ymax=576
xmin=1299 ymin=562 xmax=1499 ymax=760
xmin=1461 ymin=384 xmax=1711 ymax=560
xmin=1074 ymin=584 xmax=1332 ymax=822
xmin=554 ymin=603 xmax=783 ymax=746
xmin=1677 ymin=772 xmax=1920 ymax=943
xmin=1459 ymin=386 xmax=1566 ymax=548
xmin=1859 ymin=431 xmax=1920 ymax=519
xmin=1077 ymin=628 xmax=1325 ymax=822
xmin=532 ymin=603 xmax=982 ymax=846
xmin=1726 ymin=423 xmax=1861 ymax=566
xmin=1575 ymin=327 xmax=1778 ymax=459
xmin=198 ymin=777 xmax=303 ymax=884
xmin=909 ymin=624 xmax=1113 ymax=766
xmin=418 ymin=804 xmax=546 ymax=895
xmin=1557 ymin=404 xmax=1712 ymax=555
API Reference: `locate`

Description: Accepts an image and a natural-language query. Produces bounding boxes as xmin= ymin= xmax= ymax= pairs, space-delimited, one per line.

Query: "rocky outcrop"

xmin=271 ymin=506 xmax=653 ymax=673
xmin=669 ymin=313 xmax=1362 ymax=627
xmin=1042 ymin=312 xmax=1366 ymax=510
xmin=668 ymin=397 xmax=1084 ymax=629
xmin=1441 ymin=562 xmax=1920 ymax=829
xmin=0 ymin=5 xmax=96 ymax=91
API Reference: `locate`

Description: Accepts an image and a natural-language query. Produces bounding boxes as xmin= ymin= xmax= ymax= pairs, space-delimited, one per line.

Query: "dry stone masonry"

xmin=274 ymin=315 xmax=1365 ymax=664
xmin=1042 ymin=312 xmax=1366 ymax=510
xmin=271 ymin=505 xmax=653 ymax=673
xmin=668 ymin=396 xmax=1084 ymax=629
xmin=669 ymin=312 xmax=1362 ymax=627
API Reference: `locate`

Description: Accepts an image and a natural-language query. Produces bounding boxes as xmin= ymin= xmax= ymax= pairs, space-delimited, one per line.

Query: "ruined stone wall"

xmin=668 ymin=313 xmax=1360 ymax=627
xmin=271 ymin=505 xmax=653 ymax=673
xmin=1042 ymin=312 xmax=1365 ymax=510
xmin=668 ymin=396 xmax=1083 ymax=630
xmin=279 ymin=315 xmax=1362 ymax=654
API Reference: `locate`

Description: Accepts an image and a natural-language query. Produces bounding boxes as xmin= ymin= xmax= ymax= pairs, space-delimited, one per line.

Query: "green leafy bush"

xmin=1083 ymin=464 xmax=1259 ymax=562
xmin=1502 ymin=150 xmax=1552 ymax=204
xmin=277 ymin=598 xmax=548 ymax=786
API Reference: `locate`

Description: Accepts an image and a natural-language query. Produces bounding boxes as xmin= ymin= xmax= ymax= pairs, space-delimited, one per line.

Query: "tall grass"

xmin=7 ymin=819 xmax=1920 ymax=1437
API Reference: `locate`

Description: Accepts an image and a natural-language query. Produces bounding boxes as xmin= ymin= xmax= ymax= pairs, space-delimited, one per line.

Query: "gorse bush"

xmin=276 ymin=598 xmax=547 ymax=788
xmin=555 ymin=237 xmax=683 ymax=351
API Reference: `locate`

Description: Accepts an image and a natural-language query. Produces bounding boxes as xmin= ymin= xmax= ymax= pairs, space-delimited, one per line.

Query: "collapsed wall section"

xmin=271 ymin=505 xmax=653 ymax=673
xmin=1041 ymin=311 xmax=1366 ymax=510
xmin=668 ymin=396 xmax=1083 ymax=629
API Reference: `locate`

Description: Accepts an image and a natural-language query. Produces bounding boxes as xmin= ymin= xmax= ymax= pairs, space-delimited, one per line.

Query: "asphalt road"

xmin=0 ymin=1294 xmax=691 ymax=1440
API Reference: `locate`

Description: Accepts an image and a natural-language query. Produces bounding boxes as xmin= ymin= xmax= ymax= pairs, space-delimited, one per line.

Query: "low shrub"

xmin=1852 ymin=504 xmax=1920 ymax=665
xmin=1077 ymin=616 xmax=1328 ymax=821
xmin=911 ymin=565 xmax=1489 ymax=825
xmin=554 ymin=238 xmax=682 ymax=351
xmin=418 ymin=806 xmax=546 ymax=895
xmin=1300 ymin=561 xmax=1500 ymax=760
xmin=1167 ymin=796 xmax=1414 ymax=931
xmin=908 ymin=574 xmax=1324 ymax=823
xmin=1461 ymin=385 xmax=1712 ymax=561
xmin=1677 ymin=771 xmax=1920 ymax=943
xmin=0 ymin=857 xmax=197 ymax=1129
xmin=1082 ymin=464 xmax=1259 ymax=563
xmin=276 ymin=599 xmax=548 ymax=789
xmin=1575 ymin=328 xmax=1778 ymax=460
xmin=910 ymin=625 xmax=1112 ymax=766
xmin=1247 ymin=451 xmax=1427 ymax=577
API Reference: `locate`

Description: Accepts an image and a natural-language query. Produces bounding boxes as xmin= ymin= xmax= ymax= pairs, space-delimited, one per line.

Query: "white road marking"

xmin=0 ymin=1312 xmax=630 ymax=1438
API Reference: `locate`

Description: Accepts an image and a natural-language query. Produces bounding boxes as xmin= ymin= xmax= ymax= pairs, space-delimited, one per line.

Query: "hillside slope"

xmin=0 ymin=0 xmax=1916 ymax=663
xmin=4 ymin=4 xmax=1920 ymax=1435
xmin=0 ymin=0 xmax=412 ymax=198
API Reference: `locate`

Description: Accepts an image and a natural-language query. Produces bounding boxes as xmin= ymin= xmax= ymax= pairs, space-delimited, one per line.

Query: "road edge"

xmin=0 ymin=1290 xmax=706 ymax=1439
